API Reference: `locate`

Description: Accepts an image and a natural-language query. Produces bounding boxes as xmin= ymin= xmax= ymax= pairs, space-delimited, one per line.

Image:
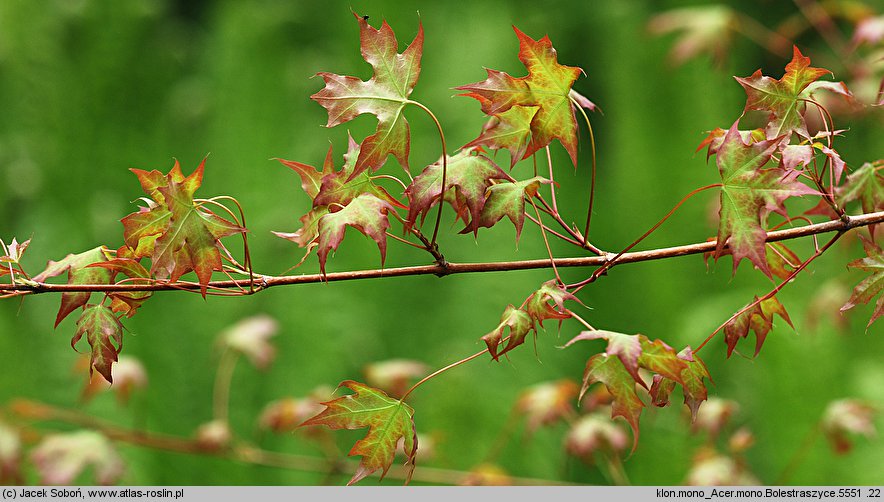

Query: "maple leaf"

xmin=735 ymin=46 xmax=831 ymax=139
xmin=301 ymin=381 xmax=418 ymax=485
xmin=34 ymin=246 xmax=113 ymax=327
xmin=838 ymin=162 xmax=883 ymax=236
xmin=316 ymin=194 xmax=396 ymax=275
xmin=524 ymin=279 xmax=579 ymax=327
xmin=705 ymin=240 xmax=801 ymax=280
xmin=463 ymin=176 xmax=551 ymax=240
xmin=404 ymin=149 xmax=509 ymax=231
xmin=724 ymin=296 xmax=793 ymax=357
xmin=649 ymin=347 xmax=711 ymax=422
xmin=311 ymin=13 xmax=423 ymax=176
xmin=0 ymin=237 xmax=30 ymax=270
xmin=581 ymin=354 xmax=643 ymax=452
xmin=456 ymin=27 xmax=594 ymax=165
xmin=840 ymin=236 xmax=884 ymax=327
xmin=711 ymin=122 xmax=816 ymax=277
xmin=30 ymin=431 xmax=125 ymax=485
xmin=88 ymin=257 xmax=152 ymax=318
xmin=565 ymin=330 xmax=688 ymax=389
xmin=697 ymin=127 xmax=766 ymax=160
xmin=482 ymin=305 xmax=535 ymax=361
xmin=72 ymin=305 xmax=124 ymax=384
xmin=464 ymin=105 xmax=539 ymax=168
xmin=122 ymin=160 xmax=246 ymax=296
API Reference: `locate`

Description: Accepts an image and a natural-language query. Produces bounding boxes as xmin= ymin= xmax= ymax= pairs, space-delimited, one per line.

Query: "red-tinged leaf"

xmin=705 ymin=239 xmax=801 ymax=280
xmin=482 ymin=304 xmax=535 ymax=361
xmin=677 ymin=347 xmax=711 ymax=422
xmin=88 ymin=258 xmax=152 ymax=318
xmin=565 ymin=413 xmax=629 ymax=461
xmin=565 ymin=330 xmax=643 ymax=385
xmin=274 ymin=144 xmax=335 ymax=199
xmin=316 ymin=194 xmax=395 ymax=275
xmin=464 ymin=105 xmax=539 ymax=168
xmin=841 ymin=236 xmax=884 ymax=327
xmin=780 ymin=144 xmax=813 ymax=172
xmin=637 ymin=336 xmax=689 ymax=385
xmin=80 ymin=355 xmax=148 ymax=404
xmin=457 ymin=27 xmax=593 ymax=165
xmin=30 ymin=431 xmax=125 ymax=485
xmin=311 ymin=13 xmax=423 ymax=176
xmin=524 ymin=279 xmax=579 ymax=327
xmin=712 ymin=122 xmax=816 ymax=277
xmin=301 ymin=381 xmax=418 ymax=485
xmin=463 ymin=176 xmax=551 ymax=240
xmin=735 ymin=46 xmax=831 ymax=139
xmin=515 ymin=380 xmax=579 ymax=432
xmin=311 ymin=136 xmax=406 ymax=209
xmin=120 ymin=205 xmax=171 ymax=258
xmin=0 ymin=237 xmax=30 ymax=266
xmin=152 ymin=160 xmax=246 ymax=294
xmin=697 ymin=127 xmax=766 ymax=160
xmin=837 ymin=162 xmax=883 ymax=236
xmin=72 ymin=305 xmax=123 ymax=384
xmin=581 ymin=354 xmax=643 ymax=452
xmin=649 ymin=375 xmax=676 ymax=408
xmin=724 ymin=295 xmax=793 ymax=357
xmin=364 ymin=359 xmax=429 ymax=399
xmin=130 ymin=162 xmax=185 ymax=204
xmin=812 ymin=143 xmax=847 ymax=185
xmin=34 ymin=246 xmax=113 ymax=327
xmin=405 ymin=149 xmax=509 ymax=231
xmin=821 ymin=399 xmax=877 ymax=454
xmin=647 ymin=346 xmax=710 ymax=422
xmin=217 ymin=314 xmax=279 ymax=370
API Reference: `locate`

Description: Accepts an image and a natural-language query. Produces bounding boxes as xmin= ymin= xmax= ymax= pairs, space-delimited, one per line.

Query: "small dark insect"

xmin=362 ymin=15 xmax=369 ymax=20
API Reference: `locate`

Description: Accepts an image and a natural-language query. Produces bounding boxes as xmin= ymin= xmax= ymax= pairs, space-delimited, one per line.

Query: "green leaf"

xmin=465 ymin=105 xmax=539 ymax=168
xmin=72 ymin=305 xmax=124 ymax=384
xmin=581 ymin=354 xmax=643 ymax=452
xmin=463 ymin=176 xmax=550 ymax=240
xmin=34 ymin=246 xmax=113 ymax=327
xmin=735 ymin=46 xmax=831 ymax=139
xmin=87 ymin=257 xmax=153 ymax=318
xmin=316 ymin=194 xmax=396 ymax=275
xmin=841 ymin=236 xmax=884 ymax=328
xmin=481 ymin=305 xmax=535 ymax=361
xmin=301 ymin=381 xmax=417 ymax=485
xmin=404 ymin=149 xmax=509 ymax=231
xmin=311 ymin=13 xmax=423 ymax=176
xmin=712 ymin=122 xmax=816 ymax=277
xmin=566 ymin=330 xmax=688 ymax=389
xmin=724 ymin=295 xmax=793 ymax=357
xmin=456 ymin=27 xmax=595 ymax=165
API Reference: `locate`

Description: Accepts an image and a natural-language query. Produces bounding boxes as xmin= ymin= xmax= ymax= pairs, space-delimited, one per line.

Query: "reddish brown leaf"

xmin=34 ymin=246 xmax=113 ymax=327
xmin=482 ymin=305 xmax=535 ymax=361
xmin=724 ymin=296 xmax=793 ymax=357
xmin=524 ymin=279 xmax=579 ymax=327
xmin=72 ymin=305 xmax=124 ymax=384
xmin=316 ymin=193 xmax=396 ymax=275
xmin=462 ymin=176 xmax=551 ymax=240
xmin=581 ymin=353 xmax=643 ymax=452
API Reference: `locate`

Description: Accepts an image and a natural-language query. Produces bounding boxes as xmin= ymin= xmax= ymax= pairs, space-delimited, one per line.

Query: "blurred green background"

xmin=0 ymin=0 xmax=881 ymax=486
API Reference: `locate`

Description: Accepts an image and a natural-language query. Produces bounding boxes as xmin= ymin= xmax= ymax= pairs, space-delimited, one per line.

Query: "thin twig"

xmin=2 ymin=212 xmax=881 ymax=295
